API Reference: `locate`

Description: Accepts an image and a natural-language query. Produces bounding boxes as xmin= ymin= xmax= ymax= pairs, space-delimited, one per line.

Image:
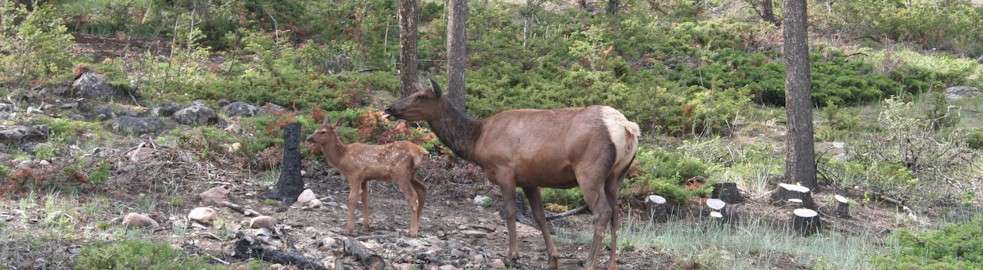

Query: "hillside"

xmin=2 ymin=0 xmax=983 ymax=269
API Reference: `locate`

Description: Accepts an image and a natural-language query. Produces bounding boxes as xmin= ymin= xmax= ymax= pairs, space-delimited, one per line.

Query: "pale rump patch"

xmin=599 ymin=106 xmax=640 ymax=174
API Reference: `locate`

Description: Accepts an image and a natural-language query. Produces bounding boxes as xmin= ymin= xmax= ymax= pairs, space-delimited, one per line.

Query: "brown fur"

xmin=385 ymin=80 xmax=640 ymax=269
xmin=306 ymin=120 xmax=428 ymax=236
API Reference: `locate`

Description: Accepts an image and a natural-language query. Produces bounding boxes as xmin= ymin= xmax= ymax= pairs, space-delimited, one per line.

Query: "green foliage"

xmin=966 ymin=129 xmax=983 ymax=150
xmin=88 ymin=161 xmax=112 ymax=185
xmin=541 ymin=188 xmax=584 ymax=207
xmin=75 ymin=239 xmax=223 ymax=270
xmin=826 ymin=0 xmax=983 ymax=55
xmin=168 ymin=126 xmax=237 ymax=160
xmin=33 ymin=143 xmax=59 ymax=160
xmin=624 ymin=147 xmax=714 ymax=203
xmin=0 ymin=2 xmax=75 ymax=84
xmin=0 ymin=164 xmax=9 ymax=179
xmin=41 ymin=118 xmax=104 ymax=143
xmin=876 ymin=215 xmax=983 ymax=269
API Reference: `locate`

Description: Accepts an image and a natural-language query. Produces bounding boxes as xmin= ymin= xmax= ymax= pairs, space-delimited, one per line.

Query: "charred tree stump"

xmin=791 ymin=208 xmax=821 ymax=235
xmin=834 ymin=195 xmax=850 ymax=218
xmin=233 ymin=233 xmax=327 ymax=270
xmin=711 ymin=182 xmax=744 ymax=204
xmin=645 ymin=195 xmax=669 ymax=223
xmin=259 ymin=123 xmax=305 ymax=205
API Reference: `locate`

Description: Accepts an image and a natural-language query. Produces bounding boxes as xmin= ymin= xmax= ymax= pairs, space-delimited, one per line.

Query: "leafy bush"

xmin=876 ymin=215 xmax=983 ymax=269
xmin=76 ymin=239 xmax=223 ymax=270
xmin=541 ymin=188 xmax=584 ymax=207
xmin=0 ymin=2 xmax=75 ymax=85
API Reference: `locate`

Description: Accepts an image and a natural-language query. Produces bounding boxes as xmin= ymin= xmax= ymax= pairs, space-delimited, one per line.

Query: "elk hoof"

xmin=548 ymin=258 xmax=559 ymax=269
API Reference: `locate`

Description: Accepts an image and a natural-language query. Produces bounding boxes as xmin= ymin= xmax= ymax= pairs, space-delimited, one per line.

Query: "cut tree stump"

xmin=791 ymin=208 xmax=821 ymax=235
xmin=770 ymin=183 xmax=816 ymax=209
xmin=711 ymin=182 xmax=743 ymax=204
xmin=705 ymin=198 xmax=731 ymax=223
xmin=259 ymin=122 xmax=305 ymax=205
xmin=645 ymin=195 xmax=669 ymax=223
xmin=834 ymin=194 xmax=850 ymax=218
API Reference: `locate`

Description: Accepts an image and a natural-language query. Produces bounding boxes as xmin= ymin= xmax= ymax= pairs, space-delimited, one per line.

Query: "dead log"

xmin=645 ymin=195 xmax=669 ymax=223
xmin=233 ymin=233 xmax=327 ymax=270
xmin=338 ymin=236 xmax=387 ymax=270
xmin=545 ymin=205 xmax=590 ymax=221
xmin=791 ymin=208 xmax=821 ymax=235
xmin=259 ymin=122 xmax=305 ymax=204
xmin=711 ymin=182 xmax=743 ymax=204
xmin=834 ymin=195 xmax=850 ymax=218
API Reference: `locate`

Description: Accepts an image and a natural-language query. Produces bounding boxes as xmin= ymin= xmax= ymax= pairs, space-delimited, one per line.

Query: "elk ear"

xmin=333 ymin=117 xmax=344 ymax=128
xmin=429 ymin=78 xmax=442 ymax=98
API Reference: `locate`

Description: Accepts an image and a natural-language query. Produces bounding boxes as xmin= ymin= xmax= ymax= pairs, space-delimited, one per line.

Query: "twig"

xmin=545 ymin=205 xmax=590 ymax=221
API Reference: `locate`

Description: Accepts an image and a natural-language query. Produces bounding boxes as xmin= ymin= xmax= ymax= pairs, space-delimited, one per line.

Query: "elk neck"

xmin=427 ymin=102 xmax=482 ymax=161
xmin=319 ymin=133 xmax=348 ymax=168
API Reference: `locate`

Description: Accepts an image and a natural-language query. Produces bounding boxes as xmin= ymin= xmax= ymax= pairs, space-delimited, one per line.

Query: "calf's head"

xmin=306 ymin=119 xmax=343 ymax=146
xmin=384 ymin=79 xmax=445 ymax=121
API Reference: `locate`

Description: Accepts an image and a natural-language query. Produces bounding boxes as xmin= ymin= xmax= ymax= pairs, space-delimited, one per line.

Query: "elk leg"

xmin=346 ymin=177 xmax=362 ymax=235
xmin=411 ymin=178 xmax=427 ymax=228
xmin=361 ymin=180 xmax=370 ymax=231
xmin=578 ymin=170 xmax=612 ymax=270
xmin=491 ymin=169 xmax=520 ymax=265
xmin=523 ymin=186 xmax=559 ymax=269
xmin=605 ymin=174 xmax=623 ymax=270
xmin=396 ymin=176 xmax=420 ymax=237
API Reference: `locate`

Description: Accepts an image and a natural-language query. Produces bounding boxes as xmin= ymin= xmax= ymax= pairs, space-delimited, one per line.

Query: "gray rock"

xmin=0 ymin=103 xmax=13 ymax=112
xmin=108 ymin=116 xmax=165 ymax=135
xmin=173 ymin=102 xmax=217 ymax=125
xmin=91 ymin=105 xmax=116 ymax=120
xmin=0 ymin=125 xmax=48 ymax=142
xmin=944 ymin=86 xmax=981 ymax=101
xmin=72 ymin=72 xmax=115 ymax=99
xmin=154 ymin=102 xmax=180 ymax=117
xmin=223 ymin=101 xmax=258 ymax=117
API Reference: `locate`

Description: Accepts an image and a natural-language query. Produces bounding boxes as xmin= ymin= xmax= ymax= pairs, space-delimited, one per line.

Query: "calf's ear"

xmin=429 ymin=78 xmax=442 ymax=98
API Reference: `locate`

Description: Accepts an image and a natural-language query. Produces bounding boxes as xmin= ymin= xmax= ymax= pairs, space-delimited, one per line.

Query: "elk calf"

xmin=306 ymin=119 xmax=428 ymax=236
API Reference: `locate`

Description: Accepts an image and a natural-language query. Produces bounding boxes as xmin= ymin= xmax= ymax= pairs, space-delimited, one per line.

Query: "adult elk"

xmin=384 ymin=80 xmax=640 ymax=269
xmin=306 ymin=117 xmax=428 ymax=236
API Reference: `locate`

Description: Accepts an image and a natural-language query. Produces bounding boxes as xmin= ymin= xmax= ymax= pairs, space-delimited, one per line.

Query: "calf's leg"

xmin=523 ymin=186 xmax=559 ymax=269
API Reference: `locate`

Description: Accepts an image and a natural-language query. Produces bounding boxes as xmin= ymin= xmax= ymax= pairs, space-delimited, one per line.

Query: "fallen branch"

xmin=338 ymin=236 xmax=387 ymax=270
xmin=222 ymin=201 xmax=261 ymax=217
xmin=233 ymin=233 xmax=327 ymax=270
xmin=546 ymin=205 xmax=590 ymax=221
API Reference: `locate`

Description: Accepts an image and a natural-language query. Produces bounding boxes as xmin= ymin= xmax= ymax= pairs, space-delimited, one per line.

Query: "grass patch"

xmin=876 ymin=215 xmax=983 ymax=269
xmin=558 ymin=217 xmax=884 ymax=269
xmin=76 ymin=239 xmax=223 ymax=270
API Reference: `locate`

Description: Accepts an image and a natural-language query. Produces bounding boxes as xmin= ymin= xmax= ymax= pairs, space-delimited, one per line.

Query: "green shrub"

xmin=88 ymin=161 xmax=111 ymax=185
xmin=76 ymin=239 xmax=223 ymax=270
xmin=541 ymin=188 xmax=584 ymax=207
xmin=33 ymin=143 xmax=59 ymax=160
xmin=0 ymin=2 xmax=75 ymax=85
xmin=967 ymin=129 xmax=983 ymax=149
xmin=623 ymin=147 xmax=714 ymax=203
xmin=0 ymin=164 xmax=9 ymax=179
xmin=825 ymin=0 xmax=983 ymax=55
xmin=876 ymin=215 xmax=983 ymax=269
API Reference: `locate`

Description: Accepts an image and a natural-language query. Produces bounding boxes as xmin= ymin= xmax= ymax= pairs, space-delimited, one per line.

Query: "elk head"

xmin=306 ymin=118 xmax=344 ymax=145
xmin=384 ymin=79 xmax=445 ymax=121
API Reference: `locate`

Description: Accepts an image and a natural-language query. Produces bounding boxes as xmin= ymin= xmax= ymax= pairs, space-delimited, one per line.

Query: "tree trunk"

xmin=446 ymin=0 xmax=468 ymax=112
xmin=259 ymin=123 xmax=304 ymax=205
xmin=606 ymin=0 xmax=619 ymax=14
xmin=578 ymin=0 xmax=591 ymax=11
xmin=782 ymin=0 xmax=817 ymax=191
xmin=761 ymin=0 xmax=778 ymax=25
xmin=398 ymin=0 xmax=419 ymax=97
